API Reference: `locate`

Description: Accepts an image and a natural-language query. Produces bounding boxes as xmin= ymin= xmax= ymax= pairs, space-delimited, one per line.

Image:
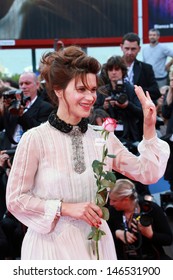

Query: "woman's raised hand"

xmin=134 ymin=85 xmax=157 ymax=139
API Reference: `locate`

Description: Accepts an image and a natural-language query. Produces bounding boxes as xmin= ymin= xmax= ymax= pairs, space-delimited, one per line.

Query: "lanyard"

xmin=122 ymin=207 xmax=138 ymax=231
xmin=122 ymin=214 xmax=129 ymax=231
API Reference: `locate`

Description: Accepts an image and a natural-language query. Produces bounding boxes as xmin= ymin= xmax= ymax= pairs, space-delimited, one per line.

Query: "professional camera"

xmin=2 ymin=89 xmax=31 ymax=115
xmin=133 ymin=195 xmax=153 ymax=227
xmin=2 ymin=149 xmax=16 ymax=167
xmin=160 ymin=192 xmax=173 ymax=216
xmin=110 ymin=80 xmax=128 ymax=104
xmin=5 ymin=148 xmax=16 ymax=156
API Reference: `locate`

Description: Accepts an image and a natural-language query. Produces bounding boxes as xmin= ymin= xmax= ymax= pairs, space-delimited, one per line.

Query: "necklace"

xmin=48 ymin=110 xmax=88 ymax=133
xmin=48 ymin=110 xmax=87 ymax=174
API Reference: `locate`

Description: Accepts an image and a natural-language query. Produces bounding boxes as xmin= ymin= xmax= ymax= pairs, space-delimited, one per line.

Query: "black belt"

xmin=156 ymin=76 xmax=167 ymax=81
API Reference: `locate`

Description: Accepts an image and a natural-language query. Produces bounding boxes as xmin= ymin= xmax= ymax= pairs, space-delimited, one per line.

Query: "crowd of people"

xmin=0 ymin=29 xmax=173 ymax=260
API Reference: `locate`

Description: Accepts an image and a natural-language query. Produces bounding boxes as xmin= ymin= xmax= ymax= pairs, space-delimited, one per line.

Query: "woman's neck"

xmin=57 ymin=110 xmax=81 ymax=126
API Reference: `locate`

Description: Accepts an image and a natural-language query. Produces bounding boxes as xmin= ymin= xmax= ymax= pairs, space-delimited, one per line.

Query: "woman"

xmin=6 ymin=46 xmax=170 ymax=260
xmin=108 ymin=179 xmax=173 ymax=260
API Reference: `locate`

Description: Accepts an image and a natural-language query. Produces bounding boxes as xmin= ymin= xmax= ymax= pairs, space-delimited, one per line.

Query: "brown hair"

xmin=40 ymin=45 xmax=101 ymax=105
xmin=105 ymin=55 xmax=127 ymax=78
xmin=122 ymin=32 xmax=140 ymax=46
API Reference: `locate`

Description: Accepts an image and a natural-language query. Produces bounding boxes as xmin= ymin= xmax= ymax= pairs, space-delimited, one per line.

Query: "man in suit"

xmin=120 ymin=32 xmax=161 ymax=104
xmin=119 ymin=33 xmax=161 ymax=195
xmin=0 ymin=72 xmax=54 ymax=150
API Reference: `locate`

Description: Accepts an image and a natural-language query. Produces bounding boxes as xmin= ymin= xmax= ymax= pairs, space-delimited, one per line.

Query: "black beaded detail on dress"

xmin=48 ymin=110 xmax=88 ymax=133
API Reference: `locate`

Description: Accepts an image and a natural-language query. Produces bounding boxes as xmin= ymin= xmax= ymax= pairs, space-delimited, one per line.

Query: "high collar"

xmin=48 ymin=110 xmax=88 ymax=133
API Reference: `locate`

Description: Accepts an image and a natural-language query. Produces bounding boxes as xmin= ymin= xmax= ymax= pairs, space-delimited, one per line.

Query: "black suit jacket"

xmin=133 ymin=60 xmax=161 ymax=102
xmin=162 ymin=95 xmax=173 ymax=135
xmin=0 ymin=97 xmax=54 ymax=149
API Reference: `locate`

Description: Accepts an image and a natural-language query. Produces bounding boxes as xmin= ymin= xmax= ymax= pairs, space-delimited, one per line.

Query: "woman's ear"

xmin=54 ymin=89 xmax=63 ymax=98
xmin=124 ymin=197 xmax=130 ymax=203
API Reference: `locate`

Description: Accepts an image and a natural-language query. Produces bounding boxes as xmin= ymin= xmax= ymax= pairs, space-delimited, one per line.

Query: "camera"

xmin=133 ymin=195 xmax=153 ymax=227
xmin=2 ymin=89 xmax=31 ymax=115
xmin=5 ymin=149 xmax=16 ymax=156
xmin=160 ymin=192 xmax=173 ymax=216
xmin=110 ymin=80 xmax=128 ymax=104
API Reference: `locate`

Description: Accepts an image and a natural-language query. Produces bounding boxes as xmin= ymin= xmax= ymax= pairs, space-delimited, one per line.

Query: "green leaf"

xmin=101 ymin=207 xmax=110 ymax=221
xmin=100 ymin=179 xmax=115 ymax=188
xmin=94 ymin=166 xmax=103 ymax=176
xmin=104 ymin=172 xmax=116 ymax=183
xmin=98 ymin=185 xmax=107 ymax=192
xmin=88 ymin=226 xmax=97 ymax=240
xmin=88 ymin=231 xmax=94 ymax=240
xmin=92 ymin=160 xmax=102 ymax=169
xmin=88 ymin=227 xmax=106 ymax=242
xmin=99 ymin=188 xmax=107 ymax=197
xmin=92 ymin=160 xmax=104 ymax=166
xmin=96 ymin=193 xmax=105 ymax=206
xmin=107 ymin=154 xmax=116 ymax=158
xmin=91 ymin=227 xmax=99 ymax=241
xmin=92 ymin=160 xmax=105 ymax=175
xmin=99 ymin=229 xmax=106 ymax=237
xmin=100 ymin=179 xmax=109 ymax=186
xmin=98 ymin=229 xmax=106 ymax=239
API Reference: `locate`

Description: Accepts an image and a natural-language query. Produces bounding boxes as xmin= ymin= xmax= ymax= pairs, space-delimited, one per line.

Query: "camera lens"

xmin=140 ymin=213 xmax=153 ymax=227
xmin=117 ymin=93 xmax=128 ymax=104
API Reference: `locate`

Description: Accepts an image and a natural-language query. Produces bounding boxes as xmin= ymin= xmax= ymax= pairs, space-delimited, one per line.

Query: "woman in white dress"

xmin=6 ymin=46 xmax=170 ymax=260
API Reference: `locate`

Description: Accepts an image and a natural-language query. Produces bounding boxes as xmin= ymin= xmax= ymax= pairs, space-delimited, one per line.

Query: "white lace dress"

xmin=6 ymin=122 xmax=170 ymax=259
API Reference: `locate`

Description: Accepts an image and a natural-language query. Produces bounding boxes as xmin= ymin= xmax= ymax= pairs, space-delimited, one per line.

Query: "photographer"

xmin=0 ymin=149 xmax=25 ymax=259
xmin=107 ymin=179 xmax=173 ymax=260
xmin=0 ymin=72 xmax=54 ymax=150
xmin=0 ymin=150 xmax=10 ymax=220
xmin=95 ymin=56 xmax=143 ymax=144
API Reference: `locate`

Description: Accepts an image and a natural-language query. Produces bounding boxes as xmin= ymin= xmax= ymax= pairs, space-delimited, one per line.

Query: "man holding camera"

xmin=0 ymin=72 xmax=54 ymax=150
xmin=95 ymin=55 xmax=143 ymax=144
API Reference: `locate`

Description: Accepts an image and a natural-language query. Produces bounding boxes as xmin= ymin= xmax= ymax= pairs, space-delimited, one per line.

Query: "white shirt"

xmin=142 ymin=43 xmax=173 ymax=78
xmin=126 ymin=62 xmax=134 ymax=85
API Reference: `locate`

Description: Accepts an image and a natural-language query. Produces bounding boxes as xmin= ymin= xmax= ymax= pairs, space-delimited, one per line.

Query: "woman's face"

xmin=57 ymin=73 xmax=97 ymax=124
xmin=109 ymin=194 xmax=130 ymax=211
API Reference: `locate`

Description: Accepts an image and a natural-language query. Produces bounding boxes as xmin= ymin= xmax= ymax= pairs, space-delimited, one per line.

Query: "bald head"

xmin=19 ymin=72 xmax=39 ymax=100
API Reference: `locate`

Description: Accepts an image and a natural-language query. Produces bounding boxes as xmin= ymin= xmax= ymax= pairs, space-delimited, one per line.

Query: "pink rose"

xmin=102 ymin=118 xmax=117 ymax=132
